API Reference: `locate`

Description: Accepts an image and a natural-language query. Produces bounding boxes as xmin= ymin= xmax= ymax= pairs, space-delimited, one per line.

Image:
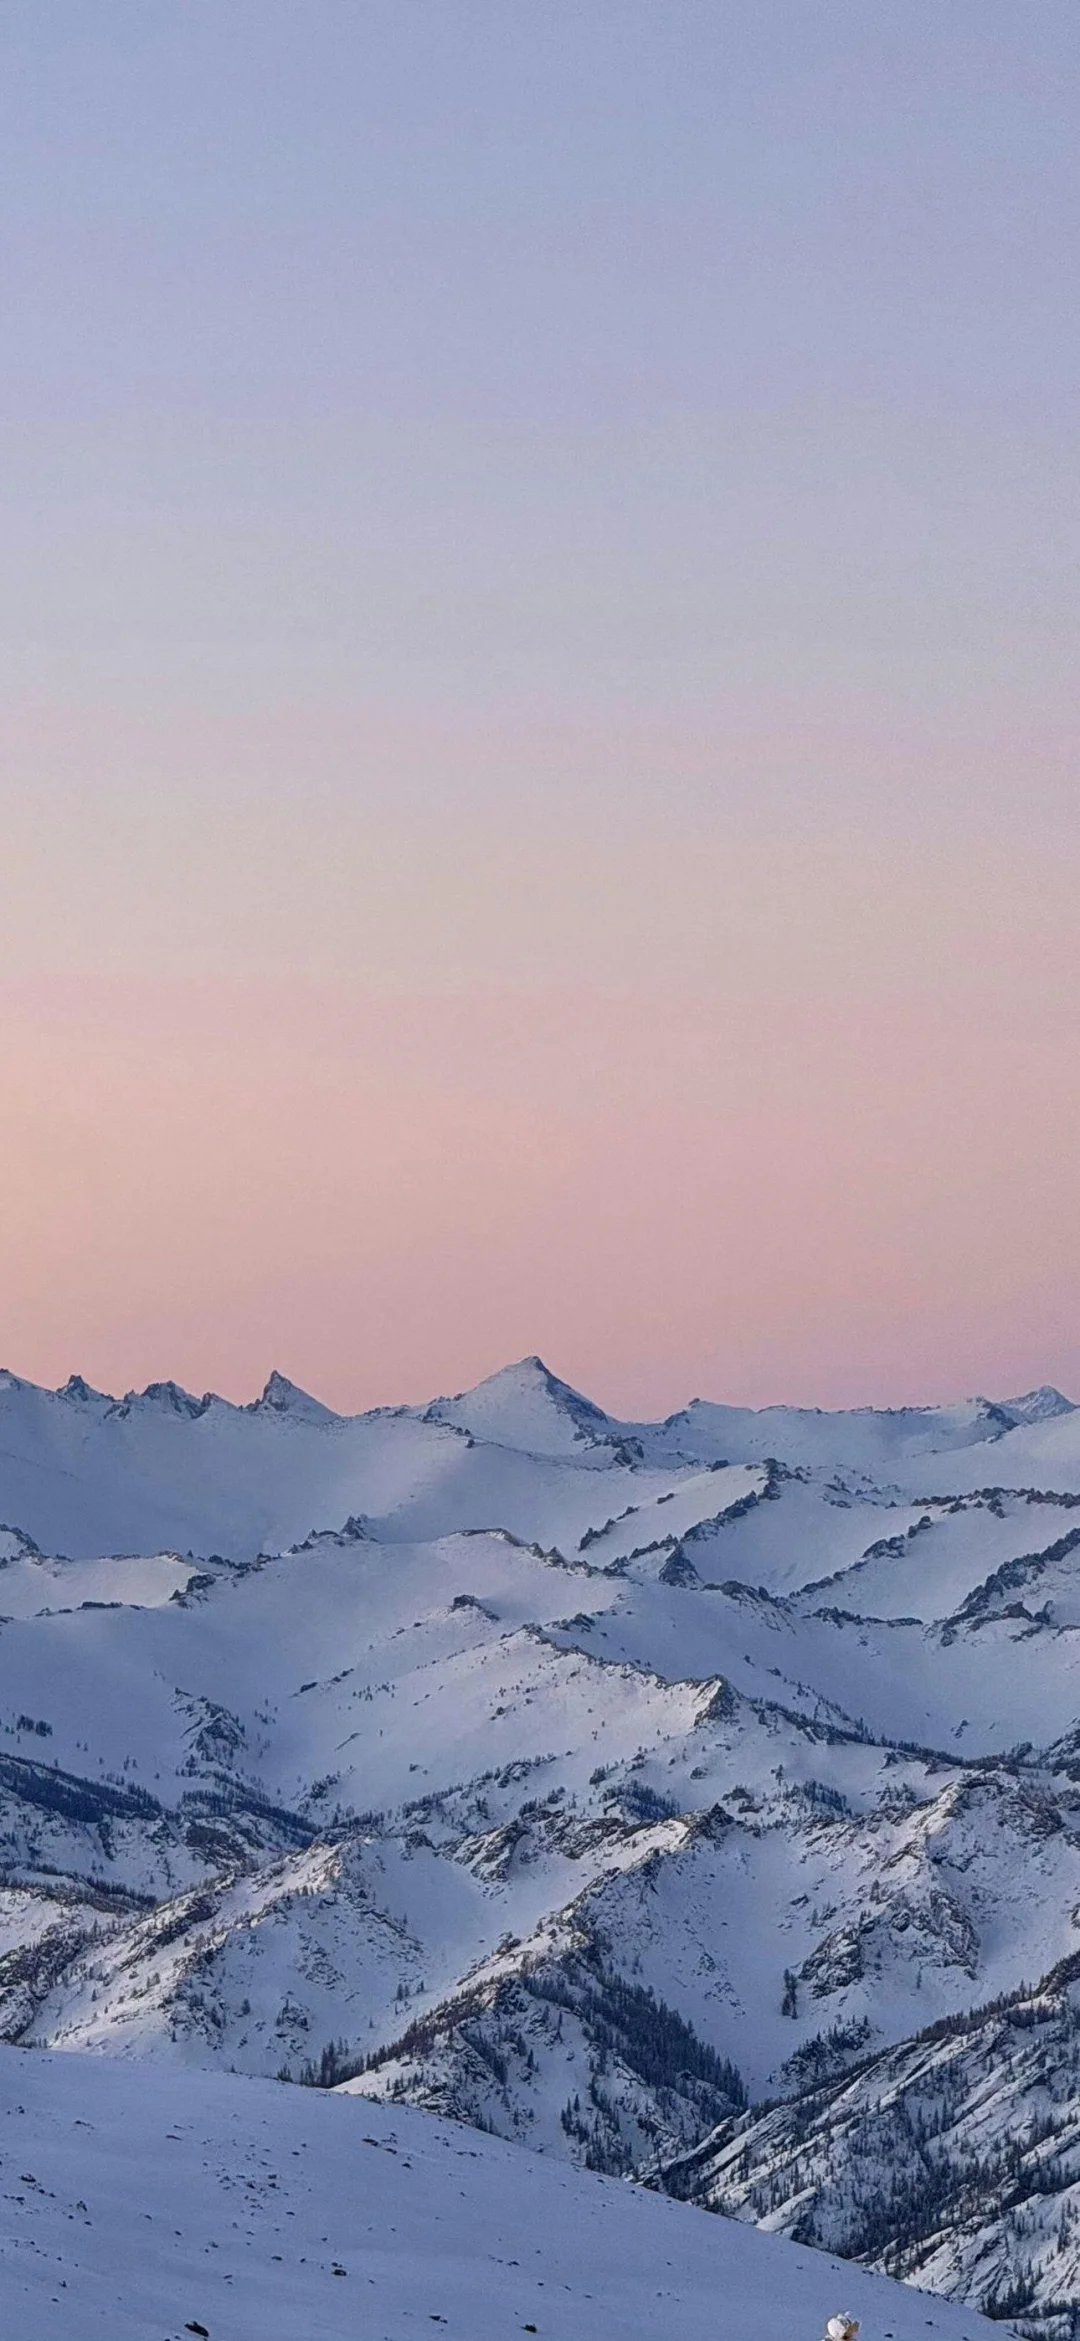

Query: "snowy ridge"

xmin=2 ymin=1356 xmax=1077 ymax=1563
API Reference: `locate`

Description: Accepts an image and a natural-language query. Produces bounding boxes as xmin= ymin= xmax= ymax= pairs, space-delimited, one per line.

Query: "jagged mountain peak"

xmin=249 ymin=1368 xmax=338 ymax=1423
xmin=0 ymin=1520 xmax=42 ymax=1563
xmin=57 ymin=1372 xmax=112 ymax=1405
xmin=115 ymin=1378 xmax=214 ymax=1419
xmin=996 ymin=1384 xmax=1076 ymax=1424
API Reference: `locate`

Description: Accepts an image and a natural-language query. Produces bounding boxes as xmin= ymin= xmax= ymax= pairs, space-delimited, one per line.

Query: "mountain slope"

xmin=0 ymin=2042 xmax=1005 ymax=2341
xmin=659 ymin=1946 xmax=1080 ymax=2340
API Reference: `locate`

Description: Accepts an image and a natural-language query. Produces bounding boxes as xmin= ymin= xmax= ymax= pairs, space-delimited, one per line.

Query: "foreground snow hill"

xmin=0 ymin=2043 xmax=1002 ymax=2341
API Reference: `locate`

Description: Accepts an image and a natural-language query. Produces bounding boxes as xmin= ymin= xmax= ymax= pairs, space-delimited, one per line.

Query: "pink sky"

xmin=4 ymin=729 xmax=1079 ymax=1418
xmin=5 ymin=9 xmax=1079 ymax=1417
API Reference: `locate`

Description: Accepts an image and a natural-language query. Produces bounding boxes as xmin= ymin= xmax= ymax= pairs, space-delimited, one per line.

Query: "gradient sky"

xmin=3 ymin=2 xmax=1080 ymax=1417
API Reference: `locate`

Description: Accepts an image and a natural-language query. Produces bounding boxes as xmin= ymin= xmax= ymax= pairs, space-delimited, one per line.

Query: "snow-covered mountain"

xmin=1 ymin=1355 xmax=1075 ymax=1562
xmin=3 ymin=1352 xmax=1080 ymax=2330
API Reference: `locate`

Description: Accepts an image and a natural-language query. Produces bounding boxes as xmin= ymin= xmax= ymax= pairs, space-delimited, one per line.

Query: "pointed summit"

xmin=249 ymin=1370 xmax=337 ymax=1424
xmin=0 ymin=1522 xmax=41 ymax=1563
xmin=423 ymin=1355 xmax=613 ymax=1458
xmin=57 ymin=1374 xmax=111 ymax=1405
xmin=997 ymin=1386 xmax=1076 ymax=1426
xmin=119 ymin=1380 xmax=209 ymax=1419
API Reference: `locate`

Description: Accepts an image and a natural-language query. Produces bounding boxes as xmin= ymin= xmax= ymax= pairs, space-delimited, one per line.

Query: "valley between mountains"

xmin=4 ymin=1355 xmax=1080 ymax=2334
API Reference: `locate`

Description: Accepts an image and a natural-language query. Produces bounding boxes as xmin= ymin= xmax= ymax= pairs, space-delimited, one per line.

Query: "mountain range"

xmin=3 ymin=1352 xmax=1080 ymax=2334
